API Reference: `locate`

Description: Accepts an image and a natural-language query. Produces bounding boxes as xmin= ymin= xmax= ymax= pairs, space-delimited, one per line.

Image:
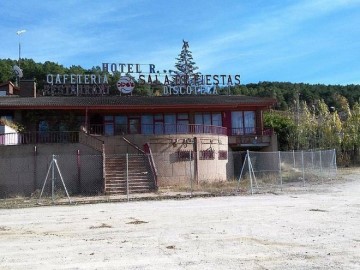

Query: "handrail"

xmin=144 ymin=142 xmax=158 ymax=189
xmin=79 ymin=131 xmax=104 ymax=152
xmin=122 ymin=137 xmax=146 ymax=154
xmin=89 ymin=123 xmax=227 ymax=136
xmin=231 ymin=127 xmax=273 ymax=136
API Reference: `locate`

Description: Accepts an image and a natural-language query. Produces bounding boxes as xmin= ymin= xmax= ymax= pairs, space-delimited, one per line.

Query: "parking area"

xmin=0 ymin=169 xmax=359 ymax=269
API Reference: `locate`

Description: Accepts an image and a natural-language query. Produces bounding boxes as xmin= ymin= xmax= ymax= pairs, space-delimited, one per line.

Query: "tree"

xmin=343 ymin=102 xmax=360 ymax=162
xmin=264 ymin=110 xmax=297 ymax=150
xmin=173 ymin=40 xmax=201 ymax=86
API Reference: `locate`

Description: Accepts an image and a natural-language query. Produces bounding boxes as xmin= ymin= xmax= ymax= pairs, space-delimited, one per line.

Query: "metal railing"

xmin=231 ymin=127 xmax=273 ymax=136
xmin=89 ymin=123 xmax=227 ymax=136
xmin=144 ymin=142 xmax=158 ymax=189
xmin=0 ymin=131 xmax=79 ymax=145
xmin=78 ymin=131 xmax=104 ymax=152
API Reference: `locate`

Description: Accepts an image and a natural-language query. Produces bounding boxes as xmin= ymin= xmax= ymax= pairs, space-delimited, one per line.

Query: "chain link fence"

xmin=237 ymin=149 xmax=337 ymax=194
xmin=0 ymin=149 xmax=337 ymax=204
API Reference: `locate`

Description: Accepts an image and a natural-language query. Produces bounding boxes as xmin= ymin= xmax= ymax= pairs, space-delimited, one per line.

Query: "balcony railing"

xmin=89 ymin=123 xmax=227 ymax=136
xmin=231 ymin=127 xmax=273 ymax=136
xmin=0 ymin=131 xmax=79 ymax=145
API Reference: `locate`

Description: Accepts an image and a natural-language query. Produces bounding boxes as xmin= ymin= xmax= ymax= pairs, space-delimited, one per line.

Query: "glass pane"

xmin=203 ymin=114 xmax=211 ymax=125
xmin=212 ymin=113 xmax=222 ymax=126
xmin=115 ymin=115 xmax=127 ymax=124
xmin=231 ymin=111 xmax=243 ymax=135
xmin=194 ymin=114 xmax=203 ymax=125
xmin=104 ymin=115 xmax=113 ymax=121
xmin=164 ymin=114 xmax=176 ymax=134
xmin=154 ymin=122 xmax=164 ymax=134
xmin=177 ymin=120 xmax=189 ymax=133
xmin=141 ymin=115 xmax=153 ymax=135
xmin=177 ymin=113 xmax=188 ymax=120
xmin=129 ymin=119 xmax=140 ymax=134
xmin=115 ymin=116 xmax=127 ymax=134
xmin=244 ymin=111 xmax=255 ymax=134
xmin=154 ymin=114 xmax=163 ymax=120
xmin=104 ymin=123 xmax=114 ymax=136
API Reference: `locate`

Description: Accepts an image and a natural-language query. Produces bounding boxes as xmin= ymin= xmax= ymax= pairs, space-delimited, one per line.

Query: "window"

xmin=231 ymin=111 xmax=256 ymax=135
xmin=164 ymin=114 xmax=176 ymax=134
xmin=115 ymin=115 xmax=127 ymax=134
xmin=218 ymin=150 xmax=228 ymax=160
xmin=177 ymin=150 xmax=193 ymax=161
xmin=129 ymin=117 xmax=140 ymax=134
xmin=104 ymin=116 xmax=114 ymax=136
xmin=141 ymin=115 xmax=153 ymax=134
xmin=244 ymin=111 xmax=255 ymax=134
xmin=177 ymin=113 xmax=189 ymax=133
xmin=154 ymin=114 xmax=164 ymax=134
xmin=195 ymin=112 xmax=222 ymax=133
xmin=199 ymin=149 xmax=215 ymax=160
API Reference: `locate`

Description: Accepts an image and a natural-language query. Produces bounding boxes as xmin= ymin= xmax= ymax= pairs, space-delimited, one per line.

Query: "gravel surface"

xmin=0 ymin=170 xmax=359 ymax=269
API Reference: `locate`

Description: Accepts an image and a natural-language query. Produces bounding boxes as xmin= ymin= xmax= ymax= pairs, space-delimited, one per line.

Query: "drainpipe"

xmin=193 ymin=137 xmax=198 ymax=184
xmin=85 ymin=107 xmax=89 ymax=133
xmin=33 ymin=145 xmax=37 ymax=192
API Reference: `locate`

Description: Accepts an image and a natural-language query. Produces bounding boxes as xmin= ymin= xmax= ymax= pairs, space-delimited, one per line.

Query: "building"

xmin=0 ymin=92 xmax=276 ymax=194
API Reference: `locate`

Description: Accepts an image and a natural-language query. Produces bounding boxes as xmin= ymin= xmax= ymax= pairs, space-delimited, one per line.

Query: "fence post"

xmin=293 ymin=150 xmax=296 ymax=169
xmin=278 ymin=151 xmax=282 ymax=190
xmin=333 ymin=149 xmax=337 ymax=176
xmin=51 ymin=155 xmax=55 ymax=202
xmin=77 ymin=149 xmax=81 ymax=193
xmin=189 ymin=150 xmax=193 ymax=197
xmin=247 ymin=150 xmax=253 ymax=195
xmin=301 ymin=150 xmax=305 ymax=186
xmin=126 ymin=153 xmax=129 ymax=202
xmin=319 ymin=150 xmax=323 ymax=174
xmin=33 ymin=146 xmax=37 ymax=192
xmin=311 ymin=150 xmax=314 ymax=169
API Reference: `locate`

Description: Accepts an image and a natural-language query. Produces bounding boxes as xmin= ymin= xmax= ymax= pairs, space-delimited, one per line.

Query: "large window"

xmin=91 ymin=113 xmax=192 ymax=135
xmin=231 ymin=111 xmax=255 ymax=135
xmin=195 ymin=112 xmax=222 ymax=133
xmin=142 ymin=113 xmax=187 ymax=135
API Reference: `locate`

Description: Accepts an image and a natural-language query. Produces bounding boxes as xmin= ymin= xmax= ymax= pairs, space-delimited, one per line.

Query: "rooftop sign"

xmin=43 ymin=62 xmax=240 ymax=96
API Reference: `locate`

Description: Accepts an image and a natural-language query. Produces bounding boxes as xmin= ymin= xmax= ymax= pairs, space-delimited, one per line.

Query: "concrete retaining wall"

xmin=0 ymin=144 xmax=103 ymax=197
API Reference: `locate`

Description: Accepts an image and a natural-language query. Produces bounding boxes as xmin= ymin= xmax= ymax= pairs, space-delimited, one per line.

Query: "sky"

xmin=1 ymin=0 xmax=360 ymax=85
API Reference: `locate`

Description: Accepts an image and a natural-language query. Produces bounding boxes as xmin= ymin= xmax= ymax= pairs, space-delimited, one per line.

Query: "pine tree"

xmin=172 ymin=40 xmax=201 ymax=86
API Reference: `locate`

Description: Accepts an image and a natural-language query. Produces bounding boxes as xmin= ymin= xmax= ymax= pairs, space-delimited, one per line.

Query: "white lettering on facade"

xmin=163 ymin=85 xmax=218 ymax=96
xmin=46 ymin=74 xmax=109 ymax=85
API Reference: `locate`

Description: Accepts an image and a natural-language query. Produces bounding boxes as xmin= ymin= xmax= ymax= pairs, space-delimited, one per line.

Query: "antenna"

xmin=13 ymin=65 xmax=23 ymax=78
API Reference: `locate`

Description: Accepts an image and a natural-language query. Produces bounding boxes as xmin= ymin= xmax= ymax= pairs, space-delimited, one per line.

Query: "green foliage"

xmin=0 ymin=117 xmax=25 ymax=132
xmin=264 ymin=110 xmax=296 ymax=151
xmin=173 ymin=40 xmax=201 ymax=85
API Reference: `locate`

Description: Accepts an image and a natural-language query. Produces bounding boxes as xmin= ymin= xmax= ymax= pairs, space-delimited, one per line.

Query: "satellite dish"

xmin=13 ymin=65 xmax=23 ymax=78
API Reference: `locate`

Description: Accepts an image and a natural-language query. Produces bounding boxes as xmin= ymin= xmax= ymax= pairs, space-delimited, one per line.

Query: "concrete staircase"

xmin=104 ymin=154 xmax=155 ymax=195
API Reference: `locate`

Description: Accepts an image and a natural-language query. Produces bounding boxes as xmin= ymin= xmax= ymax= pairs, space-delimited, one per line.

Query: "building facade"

xmin=0 ymin=88 xmax=277 ymax=195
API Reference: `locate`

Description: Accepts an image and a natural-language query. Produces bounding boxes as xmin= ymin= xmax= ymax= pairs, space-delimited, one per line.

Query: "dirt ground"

xmin=0 ymin=169 xmax=359 ymax=269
